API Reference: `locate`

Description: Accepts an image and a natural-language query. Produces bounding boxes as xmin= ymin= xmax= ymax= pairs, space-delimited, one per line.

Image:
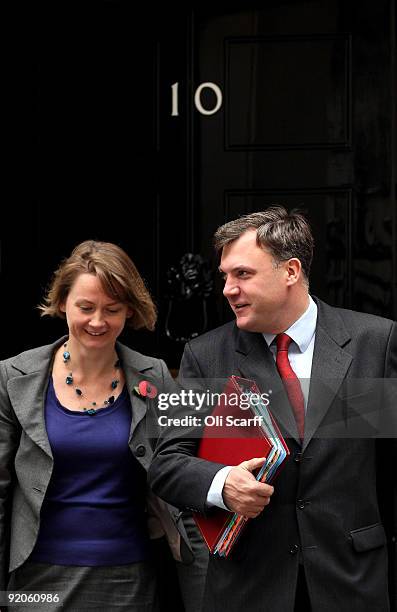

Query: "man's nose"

xmin=223 ymin=278 xmax=239 ymax=297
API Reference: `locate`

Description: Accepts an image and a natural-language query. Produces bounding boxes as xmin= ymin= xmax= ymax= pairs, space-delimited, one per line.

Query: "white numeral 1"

xmin=171 ymin=82 xmax=179 ymax=116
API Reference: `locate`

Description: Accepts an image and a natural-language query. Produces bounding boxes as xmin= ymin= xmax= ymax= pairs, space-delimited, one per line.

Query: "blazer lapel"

xmin=234 ymin=329 xmax=301 ymax=444
xmin=116 ymin=343 xmax=157 ymax=444
xmin=6 ymin=338 xmax=68 ymax=459
xmin=303 ymin=300 xmax=353 ymax=452
xmin=8 ymin=372 xmax=53 ymax=457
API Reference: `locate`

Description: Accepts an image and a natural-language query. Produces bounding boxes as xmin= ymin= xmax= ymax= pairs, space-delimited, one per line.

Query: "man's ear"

xmin=285 ymin=258 xmax=302 ymax=286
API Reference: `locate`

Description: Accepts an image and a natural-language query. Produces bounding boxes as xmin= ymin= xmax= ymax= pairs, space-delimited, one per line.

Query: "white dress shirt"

xmin=206 ymin=295 xmax=318 ymax=510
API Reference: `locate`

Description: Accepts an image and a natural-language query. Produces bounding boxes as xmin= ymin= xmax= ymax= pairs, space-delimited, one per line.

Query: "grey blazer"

xmin=0 ymin=337 xmax=192 ymax=591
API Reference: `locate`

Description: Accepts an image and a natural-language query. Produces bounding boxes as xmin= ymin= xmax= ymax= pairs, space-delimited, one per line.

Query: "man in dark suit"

xmin=149 ymin=207 xmax=396 ymax=611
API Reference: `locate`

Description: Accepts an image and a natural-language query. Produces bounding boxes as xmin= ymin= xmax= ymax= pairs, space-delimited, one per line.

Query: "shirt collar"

xmin=263 ymin=295 xmax=318 ymax=353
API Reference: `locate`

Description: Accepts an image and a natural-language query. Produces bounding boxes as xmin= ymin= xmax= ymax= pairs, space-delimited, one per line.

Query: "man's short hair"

xmin=214 ymin=206 xmax=314 ymax=283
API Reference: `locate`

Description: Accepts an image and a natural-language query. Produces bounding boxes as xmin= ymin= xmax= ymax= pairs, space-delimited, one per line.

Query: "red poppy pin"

xmin=134 ymin=380 xmax=158 ymax=399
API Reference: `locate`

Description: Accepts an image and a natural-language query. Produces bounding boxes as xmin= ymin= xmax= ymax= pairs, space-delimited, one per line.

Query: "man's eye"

xmin=237 ymin=270 xmax=248 ymax=277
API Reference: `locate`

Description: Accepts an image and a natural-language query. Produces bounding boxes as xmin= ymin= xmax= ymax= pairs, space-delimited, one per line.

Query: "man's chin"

xmin=235 ymin=317 xmax=256 ymax=332
xmin=235 ymin=314 xmax=269 ymax=333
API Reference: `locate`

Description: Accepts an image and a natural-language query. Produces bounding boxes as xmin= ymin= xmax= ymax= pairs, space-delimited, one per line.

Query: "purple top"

xmin=30 ymin=378 xmax=150 ymax=566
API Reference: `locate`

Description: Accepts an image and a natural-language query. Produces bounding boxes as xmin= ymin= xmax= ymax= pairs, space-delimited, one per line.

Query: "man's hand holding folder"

xmin=223 ymin=457 xmax=274 ymax=519
xmin=193 ymin=376 xmax=289 ymax=556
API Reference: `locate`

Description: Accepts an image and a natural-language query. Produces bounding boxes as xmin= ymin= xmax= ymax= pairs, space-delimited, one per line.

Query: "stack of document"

xmin=194 ymin=376 xmax=289 ymax=557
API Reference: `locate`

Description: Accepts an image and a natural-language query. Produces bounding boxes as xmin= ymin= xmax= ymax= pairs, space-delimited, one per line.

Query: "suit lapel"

xmin=232 ymin=299 xmax=355 ymax=449
xmin=234 ymin=329 xmax=301 ymax=443
xmin=302 ymin=299 xmax=353 ymax=452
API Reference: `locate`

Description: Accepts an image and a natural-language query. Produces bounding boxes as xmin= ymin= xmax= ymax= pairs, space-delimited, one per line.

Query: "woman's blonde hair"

xmin=38 ymin=240 xmax=157 ymax=331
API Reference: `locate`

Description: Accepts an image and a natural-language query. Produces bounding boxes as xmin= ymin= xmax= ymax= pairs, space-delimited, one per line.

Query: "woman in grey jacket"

xmin=0 ymin=240 xmax=191 ymax=611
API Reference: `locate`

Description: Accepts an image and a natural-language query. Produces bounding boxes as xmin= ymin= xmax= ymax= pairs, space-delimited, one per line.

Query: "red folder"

xmin=193 ymin=376 xmax=289 ymax=553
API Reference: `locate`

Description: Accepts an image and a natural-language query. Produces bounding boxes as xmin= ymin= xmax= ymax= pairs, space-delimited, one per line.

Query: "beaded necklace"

xmin=62 ymin=342 xmax=121 ymax=415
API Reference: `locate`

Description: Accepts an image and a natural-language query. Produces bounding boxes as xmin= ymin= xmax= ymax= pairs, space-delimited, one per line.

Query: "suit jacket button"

xmin=135 ymin=444 xmax=146 ymax=457
xmin=289 ymin=544 xmax=300 ymax=555
xmin=297 ymin=499 xmax=306 ymax=509
xmin=294 ymin=453 xmax=302 ymax=463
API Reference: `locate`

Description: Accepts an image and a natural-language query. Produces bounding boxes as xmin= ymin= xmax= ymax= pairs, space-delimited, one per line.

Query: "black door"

xmin=2 ymin=2 xmax=396 ymax=366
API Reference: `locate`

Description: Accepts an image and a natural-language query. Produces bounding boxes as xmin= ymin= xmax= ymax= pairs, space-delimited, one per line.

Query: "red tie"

xmin=276 ymin=333 xmax=305 ymax=440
